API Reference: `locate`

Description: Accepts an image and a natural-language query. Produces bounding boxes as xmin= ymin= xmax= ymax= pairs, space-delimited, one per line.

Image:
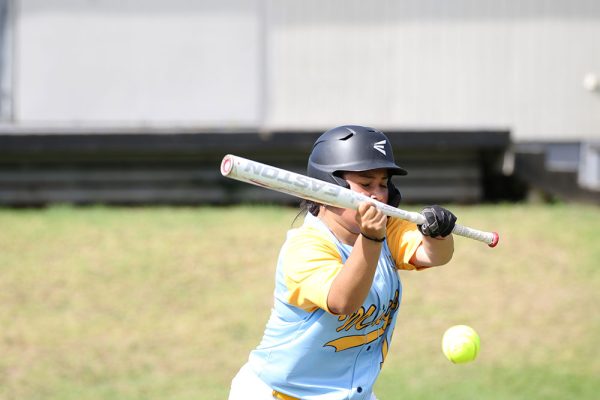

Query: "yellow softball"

xmin=442 ymin=325 xmax=480 ymax=364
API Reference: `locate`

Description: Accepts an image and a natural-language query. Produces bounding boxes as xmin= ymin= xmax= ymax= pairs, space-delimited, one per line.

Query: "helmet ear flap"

xmin=388 ymin=180 xmax=402 ymax=208
xmin=331 ymin=173 xmax=350 ymax=189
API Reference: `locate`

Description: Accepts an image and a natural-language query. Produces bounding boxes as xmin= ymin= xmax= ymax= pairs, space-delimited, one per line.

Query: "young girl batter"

xmin=229 ymin=125 xmax=457 ymax=400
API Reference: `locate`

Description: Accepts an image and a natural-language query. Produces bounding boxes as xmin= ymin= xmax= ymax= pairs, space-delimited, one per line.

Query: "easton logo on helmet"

xmin=373 ymin=140 xmax=387 ymax=156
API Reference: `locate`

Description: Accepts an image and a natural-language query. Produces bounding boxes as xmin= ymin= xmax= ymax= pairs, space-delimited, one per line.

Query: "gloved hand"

xmin=418 ymin=205 xmax=457 ymax=238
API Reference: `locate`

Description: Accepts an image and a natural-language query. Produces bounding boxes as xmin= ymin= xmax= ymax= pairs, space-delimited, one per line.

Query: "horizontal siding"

xmin=0 ymin=162 xmax=482 ymax=205
xmin=0 ymin=130 xmax=508 ymax=205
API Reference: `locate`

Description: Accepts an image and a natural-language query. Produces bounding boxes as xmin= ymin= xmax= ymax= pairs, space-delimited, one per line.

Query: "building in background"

xmin=0 ymin=0 xmax=598 ymax=205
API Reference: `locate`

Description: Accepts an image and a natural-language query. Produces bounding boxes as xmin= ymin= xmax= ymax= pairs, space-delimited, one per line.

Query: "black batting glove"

xmin=418 ymin=205 xmax=457 ymax=238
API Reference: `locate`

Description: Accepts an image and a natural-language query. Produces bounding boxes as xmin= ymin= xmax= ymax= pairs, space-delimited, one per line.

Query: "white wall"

xmin=265 ymin=0 xmax=600 ymax=141
xmin=11 ymin=0 xmax=600 ymax=141
xmin=0 ymin=0 xmax=13 ymax=121
xmin=15 ymin=0 xmax=263 ymax=126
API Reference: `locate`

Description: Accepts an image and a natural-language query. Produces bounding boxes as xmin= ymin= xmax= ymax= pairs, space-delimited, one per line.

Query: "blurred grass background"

xmin=0 ymin=204 xmax=599 ymax=399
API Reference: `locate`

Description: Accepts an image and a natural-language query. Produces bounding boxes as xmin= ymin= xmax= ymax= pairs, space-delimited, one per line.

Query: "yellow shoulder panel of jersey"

xmin=386 ymin=217 xmax=423 ymax=270
xmin=282 ymin=226 xmax=342 ymax=314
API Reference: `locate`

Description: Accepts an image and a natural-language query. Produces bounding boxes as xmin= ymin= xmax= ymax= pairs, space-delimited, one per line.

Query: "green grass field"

xmin=1 ymin=204 xmax=599 ymax=399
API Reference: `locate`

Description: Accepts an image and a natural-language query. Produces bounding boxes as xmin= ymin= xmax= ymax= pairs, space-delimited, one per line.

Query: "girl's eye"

xmin=360 ymin=182 xmax=387 ymax=190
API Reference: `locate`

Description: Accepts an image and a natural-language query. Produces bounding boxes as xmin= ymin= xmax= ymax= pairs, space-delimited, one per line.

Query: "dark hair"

xmin=292 ymin=199 xmax=320 ymax=226
xmin=302 ymin=199 xmax=320 ymax=216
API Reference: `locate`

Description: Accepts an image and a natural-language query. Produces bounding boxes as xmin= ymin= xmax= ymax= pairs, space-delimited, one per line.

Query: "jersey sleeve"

xmin=281 ymin=227 xmax=343 ymax=314
xmin=386 ymin=217 xmax=424 ymax=270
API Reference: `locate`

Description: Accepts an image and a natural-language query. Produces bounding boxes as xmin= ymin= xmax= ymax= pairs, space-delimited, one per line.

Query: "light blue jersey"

xmin=248 ymin=213 xmax=422 ymax=399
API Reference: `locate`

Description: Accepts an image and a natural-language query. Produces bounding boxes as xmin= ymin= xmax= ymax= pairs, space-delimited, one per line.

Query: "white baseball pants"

xmin=229 ymin=363 xmax=378 ymax=400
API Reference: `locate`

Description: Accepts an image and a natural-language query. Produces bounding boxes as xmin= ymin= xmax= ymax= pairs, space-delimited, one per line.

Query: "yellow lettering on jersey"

xmin=381 ymin=337 xmax=389 ymax=368
xmin=355 ymin=305 xmax=377 ymax=330
xmin=324 ymin=327 xmax=384 ymax=352
xmin=336 ymin=305 xmax=377 ymax=332
xmin=325 ymin=290 xmax=400 ymax=352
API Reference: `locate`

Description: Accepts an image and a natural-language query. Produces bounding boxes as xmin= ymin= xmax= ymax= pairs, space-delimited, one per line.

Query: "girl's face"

xmin=343 ymin=169 xmax=390 ymax=203
xmin=327 ymin=169 xmax=390 ymax=234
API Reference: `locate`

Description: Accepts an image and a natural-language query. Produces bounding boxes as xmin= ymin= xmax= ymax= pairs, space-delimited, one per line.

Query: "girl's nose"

xmin=370 ymin=194 xmax=382 ymax=202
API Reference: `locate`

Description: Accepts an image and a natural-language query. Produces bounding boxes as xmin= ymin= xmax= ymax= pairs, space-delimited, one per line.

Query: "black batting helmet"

xmin=307 ymin=125 xmax=407 ymax=207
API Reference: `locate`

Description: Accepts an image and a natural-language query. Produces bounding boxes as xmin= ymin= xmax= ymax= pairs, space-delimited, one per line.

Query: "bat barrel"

xmin=221 ymin=154 xmax=498 ymax=248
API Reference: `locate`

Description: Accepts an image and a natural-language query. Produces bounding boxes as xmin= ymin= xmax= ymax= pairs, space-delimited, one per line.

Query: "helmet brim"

xmin=370 ymin=161 xmax=408 ymax=176
xmin=331 ymin=159 xmax=408 ymax=176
